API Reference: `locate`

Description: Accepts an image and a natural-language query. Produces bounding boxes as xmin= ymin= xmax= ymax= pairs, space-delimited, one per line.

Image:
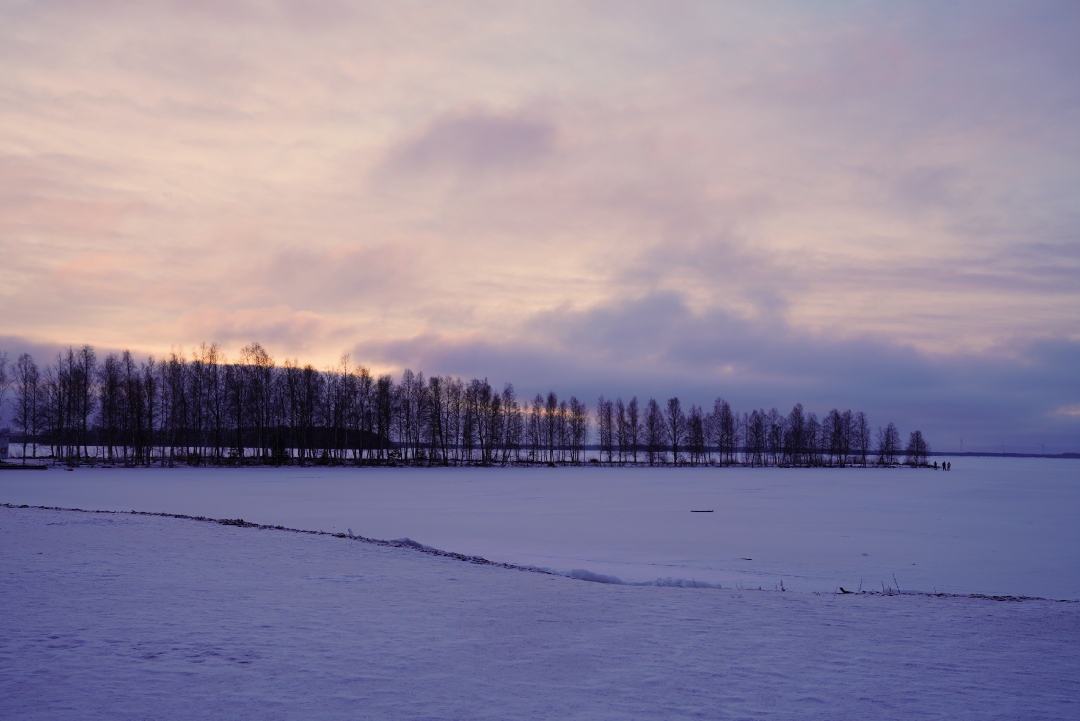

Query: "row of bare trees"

xmin=0 ymin=343 xmax=927 ymax=467
xmin=595 ymin=396 xmax=914 ymax=466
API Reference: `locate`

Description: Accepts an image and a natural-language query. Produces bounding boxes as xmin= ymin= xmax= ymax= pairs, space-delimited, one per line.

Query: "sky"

xmin=1 ymin=1 xmax=1078 ymax=452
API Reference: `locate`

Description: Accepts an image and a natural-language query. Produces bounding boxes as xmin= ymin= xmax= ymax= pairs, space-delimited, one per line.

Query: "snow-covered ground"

xmin=2 ymin=457 xmax=1077 ymax=597
xmin=2 ymin=505 xmax=1077 ymax=720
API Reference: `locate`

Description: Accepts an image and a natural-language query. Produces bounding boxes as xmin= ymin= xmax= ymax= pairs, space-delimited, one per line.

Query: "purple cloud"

xmin=356 ymin=292 xmax=1080 ymax=454
xmin=381 ymin=108 xmax=557 ymax=177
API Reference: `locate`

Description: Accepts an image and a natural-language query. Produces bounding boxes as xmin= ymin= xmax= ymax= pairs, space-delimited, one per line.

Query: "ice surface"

xmin=2 ymin=457 xmax=1076 ymax=598
xmin=2 ymin=506 xmax=1077 ymax=720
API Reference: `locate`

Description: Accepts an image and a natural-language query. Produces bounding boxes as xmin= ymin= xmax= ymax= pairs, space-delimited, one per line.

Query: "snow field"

xmin=2 ymin=457 xmax=1078 ymax=598
xmin=2 ymin=506 xmax=1077 ymax=719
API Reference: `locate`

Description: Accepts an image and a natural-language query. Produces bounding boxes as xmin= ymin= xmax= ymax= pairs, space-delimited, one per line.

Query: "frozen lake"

xmin=2 ymin=457 xmax=1077 ymax=598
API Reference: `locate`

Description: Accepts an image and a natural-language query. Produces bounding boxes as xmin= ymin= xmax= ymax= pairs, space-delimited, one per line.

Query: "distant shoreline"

xmin=3 ymin=453 xmax=1077 ymax=470
xmin=925 ymin=451 xmax=1079 ymax=459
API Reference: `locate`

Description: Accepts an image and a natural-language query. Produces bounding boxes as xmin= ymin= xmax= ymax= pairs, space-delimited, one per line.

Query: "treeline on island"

xmin=0 ymin=343 xmax=931 ymax=468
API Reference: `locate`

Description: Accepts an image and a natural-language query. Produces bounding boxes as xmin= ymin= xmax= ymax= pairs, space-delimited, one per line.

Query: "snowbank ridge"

xmin=4 ymin=503 xmax=1074 ymax=602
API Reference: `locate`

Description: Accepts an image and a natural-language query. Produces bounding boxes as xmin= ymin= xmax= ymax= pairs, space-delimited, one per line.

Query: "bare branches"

xmin=665 ymin=398 xmax=685 ymax=466
xmin=905 ymin=430 xmax=930 ymax=466
xmin=644 ymin=399 xmax=665 ymax=466
xmin=597 ymin=396 xmax=614 ymax=464
xmin=878 ymin=423 xmax=901 ymax=466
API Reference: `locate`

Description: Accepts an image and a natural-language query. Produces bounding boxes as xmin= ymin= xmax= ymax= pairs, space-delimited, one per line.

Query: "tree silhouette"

xmin=665 ymin=397 xmax=686 ymax=465
xmin=644 ymin=398 xmax=665 ymax=466
xmin=5 ymin=338 xmax=917 ymax=471
xmin=877 ymin=423 xmax=901 ymax=466
xmin=906 ymin=430 xmax=930 ymax=466
xmin=11 ymin=353 xmax=40 ymax=463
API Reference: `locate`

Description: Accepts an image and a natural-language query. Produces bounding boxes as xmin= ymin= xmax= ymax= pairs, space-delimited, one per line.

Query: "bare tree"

xmin=143 ymin=356 xmax=158 ymax=465
xmin=825 ymin=409 xmax=845 ymax=466
xmin=905 ymin=430 xmax=930 ymax=466
xmin=556 ymin=399 xmax=569 ymax=463
xmin=744 ymin=410 xmax=766 ymax=466
xmin=375 ymin=374 xmax=395 ymax=461
xmin=615 ymin=397 xmax=627 ymax=463
xmin=765 ymin=408 xmax=784 ymax=466
xmin=203 ymin=345 xmax=225 ymax=464
xmin=74 ymin=345 xmax=97 ymax=461
xmin=0 ymin=350 xmax=9 ymax=417
xmin=446 ymin=377 xmax=464 ymax=464
xmin=501 ymin=384 xmax=521 ymax=465
xmin=597 ymin=396 xmax=614 ymax=464
xmin=412 ymin=371 xmax=429 ymax=463
xmin=568 ymin=396 xmax=589 ymax=463
xmin=11 ymin=353 xmax=39 ymax=463
xmin=665 ymin=397 xmax=686 ymax=465
xmin=854 ymin=411 xmax=870 ymax=466
xmin=355 ymin=367 xmax=374 ymax=463
xmin=41 ymin=352 xmax=67 ymax=461
xmin=840 ymin=409 xmax=854 ymax=466
xmin=225 ymin=359 xmax=246 ymax=464
xmin=242 ymin=343 xmax=274 ymax=463
xmin=784 ymin=403 xmax=805 ymax=466
xmin=644 ymin=398 xmax=665 ymax=466
xmin=466 ymin=377 xmax=499 ymax=465
xmin=877 ymin=423 xmax=901 ymax=466
xmin=119 ymin=351 xmax=143 ymax=464
xmin=98 ymin=354 xmax=122 ymax=462
xmin=686 ymin=404 xmax=705 ymax=466
xmin=527 ymin=393 xmax=543 ymax=463
xmin=712 ymin=398 xmax=736 ymax=465
xmin=159 ymin=349 xmax=185 ymax=465
xmin=425 ymin=375 xmax=445 ymax=464
xmin=337 ymin=355 xmax=356 ymax=464
xmin=544 ymin=392 xmax=559 ymax=463
xmin=626 ymin=397 xmax=640 ymax=464
xmin=282 ymin=358 xmax=301 ymax=463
